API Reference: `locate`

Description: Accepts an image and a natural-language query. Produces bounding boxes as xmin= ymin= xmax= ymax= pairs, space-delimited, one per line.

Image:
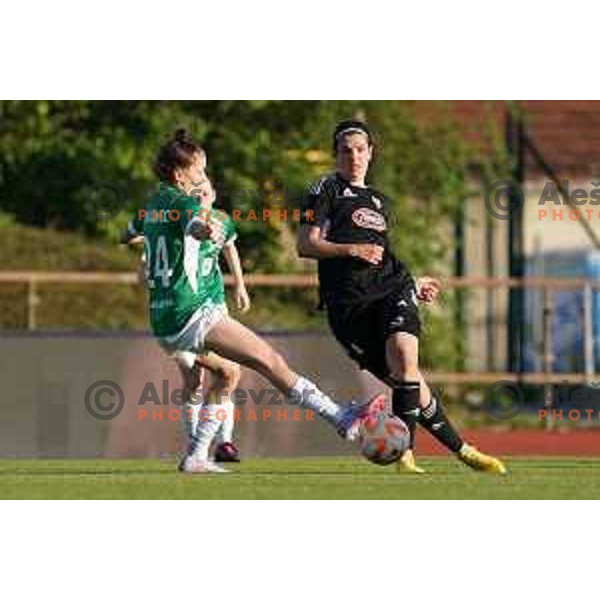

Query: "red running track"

xmin=416 ymin=430 xmax=600 ymax=456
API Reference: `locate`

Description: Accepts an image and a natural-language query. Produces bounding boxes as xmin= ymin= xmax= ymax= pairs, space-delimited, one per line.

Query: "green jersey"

xmin=129 ymin=183 xmax=236 ymax=337
xmin=197 ymin=230 xmax=236 ymax=307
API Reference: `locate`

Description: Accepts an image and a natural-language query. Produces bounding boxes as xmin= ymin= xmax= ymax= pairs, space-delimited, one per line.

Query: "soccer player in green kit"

xmin=136 ymin=129 xmax=384 ymax=473
xmin=170 ymin=177 xmax=247 ymax=463
xmin=126 ymin=176 xmax=247 ymax=462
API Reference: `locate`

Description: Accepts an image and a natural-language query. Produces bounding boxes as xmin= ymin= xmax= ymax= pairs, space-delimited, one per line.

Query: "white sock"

xmin=216 ymin=399 xmax=235 ymax=444
xmin=181 ymin=397 xmax=203 ymax=445
xmin=190 ymin=403 xmax=221 ymax=461
xmin=291 ymin=376 xmax=342 ymax=427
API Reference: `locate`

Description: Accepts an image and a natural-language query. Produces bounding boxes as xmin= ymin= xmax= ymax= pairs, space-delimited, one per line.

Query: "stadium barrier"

xmin=0 ymin=331 xmax=387 ymax=458
xmin=2 ymin=272 xmax=600 ymax=457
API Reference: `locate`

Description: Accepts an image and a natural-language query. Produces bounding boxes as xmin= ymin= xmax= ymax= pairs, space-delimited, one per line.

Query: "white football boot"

xmin=178 ymin=455 xmax=230 ymax=474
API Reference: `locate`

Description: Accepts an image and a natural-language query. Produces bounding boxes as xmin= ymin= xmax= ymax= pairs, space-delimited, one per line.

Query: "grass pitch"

xmin=1 ymin=457 xmax=600 ymax=499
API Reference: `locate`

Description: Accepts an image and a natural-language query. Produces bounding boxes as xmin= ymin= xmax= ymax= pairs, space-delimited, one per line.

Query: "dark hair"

xmin=332 ymin=119 xmax=373 ymax=153
xmin=153 ymin=128 xmax=205 ymax=183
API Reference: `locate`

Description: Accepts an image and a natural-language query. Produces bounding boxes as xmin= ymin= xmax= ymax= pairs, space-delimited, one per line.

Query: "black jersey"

xmin=301 ymin=172 xmax=410 ymax=308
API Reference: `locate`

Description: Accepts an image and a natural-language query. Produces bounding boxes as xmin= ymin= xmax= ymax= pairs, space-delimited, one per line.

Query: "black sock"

xmin=419 ymin=394 xmax=464 ymax=453
xmin=391 ymin=382 xmax=420 ymax=449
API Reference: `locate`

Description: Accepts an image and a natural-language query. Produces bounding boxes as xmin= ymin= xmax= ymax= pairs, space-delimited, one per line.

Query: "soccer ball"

xmin=359 ymin=413 xmax=410 ymax=466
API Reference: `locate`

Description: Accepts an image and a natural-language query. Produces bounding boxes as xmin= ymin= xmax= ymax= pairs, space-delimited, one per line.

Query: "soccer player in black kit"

xmin=298 ymin=120 xmax=506 ymax=474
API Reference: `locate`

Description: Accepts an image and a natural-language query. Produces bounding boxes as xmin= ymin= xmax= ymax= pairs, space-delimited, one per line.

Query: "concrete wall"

xmin=0 ymin=333 xmax=386 ymax=458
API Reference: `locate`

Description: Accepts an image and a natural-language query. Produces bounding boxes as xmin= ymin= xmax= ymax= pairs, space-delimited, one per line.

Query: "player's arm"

xmin=121 ymin=233 xmax=147 ymax=284
xmin=120 ymin=213 xmax=145 ymax=246
xmin=296 ymin=179 xmax=383 ymax=265
xmin=127 ymin=235 xmax=144 ymax=247
xmin=297 ymin=225 xmax=383 ymax=265
xmin=223 ymin=241 xmax=251 ymax=313
xmin=119 ymin=216 xmax=148 ymax=283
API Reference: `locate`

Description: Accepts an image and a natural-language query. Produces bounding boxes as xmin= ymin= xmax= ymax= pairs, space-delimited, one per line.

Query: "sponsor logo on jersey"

xmin=351 ymin=207 xmax=387 ymax=232
xmin=337 ymin=188 xmax=359 ymax=200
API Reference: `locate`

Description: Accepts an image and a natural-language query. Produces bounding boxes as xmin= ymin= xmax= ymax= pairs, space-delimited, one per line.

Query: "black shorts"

xmin=326 ymin=276 xmax=420 ymax=382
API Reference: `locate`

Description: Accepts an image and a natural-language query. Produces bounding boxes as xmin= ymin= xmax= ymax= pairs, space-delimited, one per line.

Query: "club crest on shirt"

xmin=351 ymin=207 xmax=386 ymax=232
xmin=371 ymin=195 xmax=382 ymax=210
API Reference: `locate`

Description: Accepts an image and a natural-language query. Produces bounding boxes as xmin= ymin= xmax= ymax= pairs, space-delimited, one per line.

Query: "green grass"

xmin=1 ymin=457 xmax=600 ymax=499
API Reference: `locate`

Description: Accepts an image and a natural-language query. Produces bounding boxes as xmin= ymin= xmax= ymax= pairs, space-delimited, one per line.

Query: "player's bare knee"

xmin=389 ymin=365 xmax=419 ymax=383
xmin=180 ymin=367 xmax=202 ymax=395
xmin=386 ymin=336 xmax=420 ymax=381
xmin=386 ymin=343 xmax=418 ymax=382
xmin=222 ymin=363 xmax=241 ymax=389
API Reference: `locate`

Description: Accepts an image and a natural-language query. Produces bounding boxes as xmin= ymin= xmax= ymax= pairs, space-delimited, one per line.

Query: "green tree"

xmin=0 ymin=100 xmax=508 ymax=370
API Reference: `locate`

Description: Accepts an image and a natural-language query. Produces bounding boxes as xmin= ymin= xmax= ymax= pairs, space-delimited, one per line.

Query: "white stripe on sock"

xmin=421 ymin=396 xmax=438 ymax=421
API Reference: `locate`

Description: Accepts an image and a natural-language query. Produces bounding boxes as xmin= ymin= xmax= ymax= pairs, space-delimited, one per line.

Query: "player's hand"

xmin=188 ymin=218 xmax=211 ymax=240
xmin=348 ymin=244 xmax=384 ymax=265
xmin=416 ymin=276 xmax=441 ymax=304
xmin=234 ymin=284 xmax=251 ymax=313
xmin=188 ymin=217 xmax=224 ymax=244
xmin=206 ymin=220 xmax=225 ymax=245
